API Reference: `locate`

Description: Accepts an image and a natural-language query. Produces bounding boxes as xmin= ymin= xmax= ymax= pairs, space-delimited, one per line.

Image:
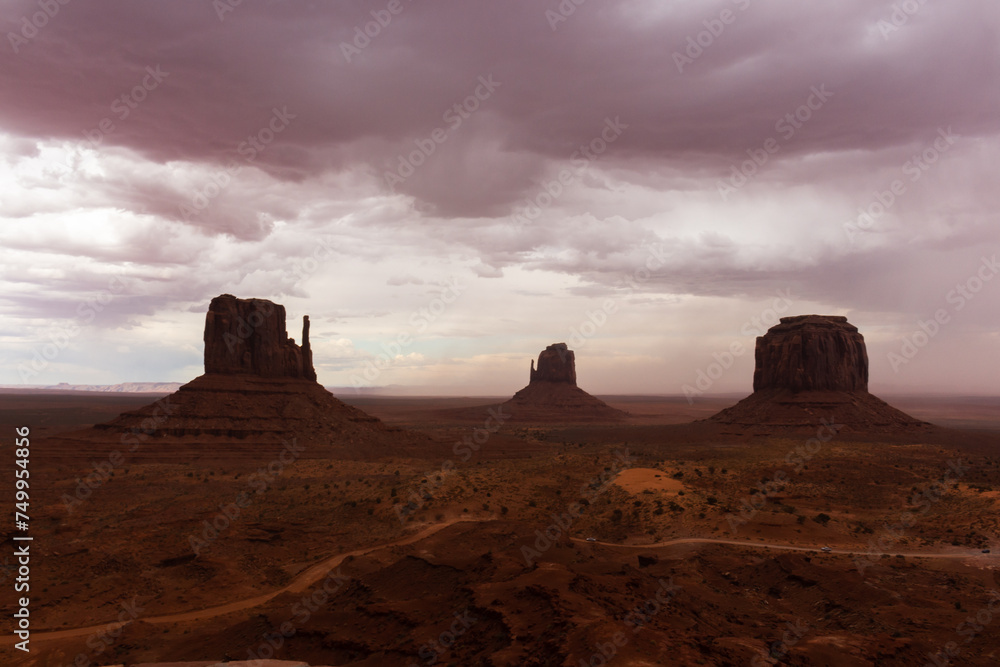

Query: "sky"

xmin=1 ymin=0 xmax=999 ymax=396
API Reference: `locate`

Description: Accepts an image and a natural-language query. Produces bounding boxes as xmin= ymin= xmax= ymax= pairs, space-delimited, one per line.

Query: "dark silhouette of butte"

xmin=503 ymin=343 xmax=627 ymax=421
xmin=708 ymin=315 xmax=927 ymax=431
xmin=82 ymin=294 xmax=432 ymax=458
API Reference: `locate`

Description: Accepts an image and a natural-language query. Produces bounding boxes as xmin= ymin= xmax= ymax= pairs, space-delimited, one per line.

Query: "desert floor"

xmin=1 ymin=390 xmax=999 ymax=666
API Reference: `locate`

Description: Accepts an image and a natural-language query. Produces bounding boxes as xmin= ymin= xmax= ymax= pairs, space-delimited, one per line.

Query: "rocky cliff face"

xmin=529 ymin=343 xmax=577 ymax=385
xmin=203 ymin=294 xmax=316 ymax=381
xmin=752 ymin=315 xmax=868 ymax=393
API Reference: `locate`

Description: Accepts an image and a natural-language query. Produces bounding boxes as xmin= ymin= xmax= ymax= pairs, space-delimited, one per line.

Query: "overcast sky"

xmin=2 ymin=0 xmax=998 ymax=396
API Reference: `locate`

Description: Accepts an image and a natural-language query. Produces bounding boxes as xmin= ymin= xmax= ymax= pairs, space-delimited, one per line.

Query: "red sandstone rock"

xmin=709 ymin=315 xmax=926 ymax=431
xmin=529 ymin=343 xmax=577 ymax=385
xmin=504 ymin=343 xmax=626 ymax=421
xmin=203 ymin=294 xmax=315 ymax=380
xmin=752 ymin=315 xmax=867 ymax=392
xmin=76 ymin=294 xmax=440 ymax=459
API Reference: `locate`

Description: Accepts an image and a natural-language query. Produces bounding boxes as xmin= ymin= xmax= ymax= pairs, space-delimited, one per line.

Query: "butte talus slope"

xmin=708 ymin=315 xmax=927 ymax=432
xmin=77 ymin=294 xmax=436 ymax=459
xmin=503 ymin=343 xmax=627 ymax=421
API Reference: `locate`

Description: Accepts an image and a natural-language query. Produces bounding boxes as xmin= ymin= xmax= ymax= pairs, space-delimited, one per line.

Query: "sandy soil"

xmin=1 ymin=391 xmax=999 ymax=666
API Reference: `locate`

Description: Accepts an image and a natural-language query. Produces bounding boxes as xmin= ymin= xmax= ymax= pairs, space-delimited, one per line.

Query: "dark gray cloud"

xmin=1 ymin=0 xmax=998 ymax=392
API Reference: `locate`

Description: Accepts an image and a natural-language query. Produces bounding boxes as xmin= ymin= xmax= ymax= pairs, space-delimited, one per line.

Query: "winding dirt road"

xmin=6 ymin=520 xmax=992 ymax=645
xmin=570 ymin=535 xmax=993 ymax=560
xmin=3 ymin=518 xmax=475 ymax=646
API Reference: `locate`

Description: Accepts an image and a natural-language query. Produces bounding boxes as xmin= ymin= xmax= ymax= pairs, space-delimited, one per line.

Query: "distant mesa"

xmin=76 ymin=294 xmax=436 ymax=459
xmin=503 ymin=343 xmax=627 ymax=422
xmin=709 ymin=315 xmax=927 ymax=431
xmin=529 ymin=342 xmax=577 ymax=385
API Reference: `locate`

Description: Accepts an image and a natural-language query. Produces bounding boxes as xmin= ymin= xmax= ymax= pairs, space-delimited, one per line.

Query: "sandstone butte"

xmin=69 ymin=294 xmax=438 ymax=460
xmin=503 ymin=343 xmax=628 ymax=421
xmin=709 ymin=314 xmax=927 ymax=431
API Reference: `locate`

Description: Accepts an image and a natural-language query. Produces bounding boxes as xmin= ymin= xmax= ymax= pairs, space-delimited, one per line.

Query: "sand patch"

xmin=614 ymin=468 xmax=685 ymax=494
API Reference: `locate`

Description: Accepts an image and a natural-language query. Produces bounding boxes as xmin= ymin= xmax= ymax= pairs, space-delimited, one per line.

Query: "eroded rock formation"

xmin=753 ymin=315 xmax=867 ymax=393
xmin=204 ymin=294 xmax=316 ymax=381
xmin=505 ymin=343 xmax=626 ymax=421
xmin=78 ymin=294 xmax=440 ymax=459
xmin=529 ymin=343 xmax=577 ymax=385
xmin=709 ymin=315 xmax=926 ymax=431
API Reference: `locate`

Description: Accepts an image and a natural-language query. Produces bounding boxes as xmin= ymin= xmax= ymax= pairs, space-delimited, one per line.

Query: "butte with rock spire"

xmin=501 ymin=343 xmax=628 ymax=421
xmin=59 ymin=294 xmax=437 ymax=460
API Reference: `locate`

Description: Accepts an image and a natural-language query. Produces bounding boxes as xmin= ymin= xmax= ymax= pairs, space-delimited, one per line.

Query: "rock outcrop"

xmin=73 ymin=295 xmax=440 ymax=460
xmin=529 ymin=343 xmax=577 ymax=385
xmin=504 ymin=343 xmax=627 ymax=422
xmin=709 ymin=315 xmax=926 ymax=432
xmin=204 ymin=294 xmax=316 ymax=380
xmin=752 ymin=315 xmax=867 ymax=393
